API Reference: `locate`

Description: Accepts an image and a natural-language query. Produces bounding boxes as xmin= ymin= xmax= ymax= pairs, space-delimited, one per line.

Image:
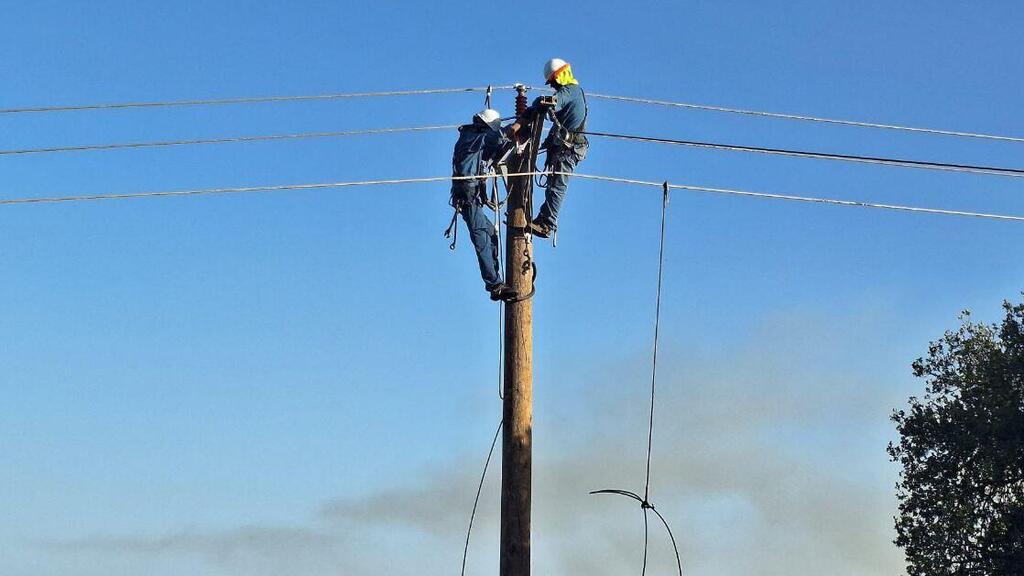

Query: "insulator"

xmin=515 ymin=89 xmax=528 ymax=117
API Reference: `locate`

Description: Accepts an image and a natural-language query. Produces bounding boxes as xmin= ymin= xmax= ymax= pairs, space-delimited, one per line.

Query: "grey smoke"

xmin=32 ymin=310 xmax=910 ymax=575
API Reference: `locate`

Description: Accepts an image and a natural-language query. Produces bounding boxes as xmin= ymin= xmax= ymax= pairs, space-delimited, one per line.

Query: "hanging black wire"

xmin=590 ymin=182 xmax=682 ymax=576
xmin=461 ymin=419 xmax=503 ymax=576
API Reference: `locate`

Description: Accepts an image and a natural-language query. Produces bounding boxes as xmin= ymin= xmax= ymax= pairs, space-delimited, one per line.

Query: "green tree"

xmin=889 ymin=301 xmax=1024 ymax=575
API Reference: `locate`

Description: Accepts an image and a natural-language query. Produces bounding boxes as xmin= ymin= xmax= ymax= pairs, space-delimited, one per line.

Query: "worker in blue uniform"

xmin=508 ymin=58 xmax=588 ymax=238
xmin=450 ymin=108 xmax=517 ymax=301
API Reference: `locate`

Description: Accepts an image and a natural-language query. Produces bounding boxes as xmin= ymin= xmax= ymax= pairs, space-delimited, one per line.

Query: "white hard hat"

xmin=543 ymin=58 xmax=569 ymax=82
xmin=475 ymin=108 xmax=502 ymax=131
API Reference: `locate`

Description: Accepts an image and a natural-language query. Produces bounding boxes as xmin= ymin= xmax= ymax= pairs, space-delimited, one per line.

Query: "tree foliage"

xmin=889 ymin=300 xmax=1024 ymax=575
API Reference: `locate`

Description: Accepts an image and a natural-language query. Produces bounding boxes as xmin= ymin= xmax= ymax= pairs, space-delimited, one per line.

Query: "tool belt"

xmin=547 ymin=124 xmax=588 ymax=151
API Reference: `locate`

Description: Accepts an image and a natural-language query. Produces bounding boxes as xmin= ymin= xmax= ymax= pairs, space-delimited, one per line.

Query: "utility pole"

xmin=500 ymin=85 xmax=543 ymax=576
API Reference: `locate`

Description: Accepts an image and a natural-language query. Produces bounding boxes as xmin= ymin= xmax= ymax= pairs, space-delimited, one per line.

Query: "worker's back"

xmin=452 ymin=124 xmax=502 ymax=179
xmin=552 ymin=83 xmax=587 ymax=133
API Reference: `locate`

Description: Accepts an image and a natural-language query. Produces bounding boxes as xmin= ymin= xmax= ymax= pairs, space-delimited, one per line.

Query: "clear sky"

xmin=2 ymin=1 xmax=1022 ymax=575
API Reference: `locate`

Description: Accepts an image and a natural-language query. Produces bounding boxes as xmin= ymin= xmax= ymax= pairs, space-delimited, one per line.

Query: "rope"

xmin=494 ymin=175 xmax=506 ymax=400
xmin=583 ymin=131 xmax=1024 ymax=179
xmin=2 ymin=171 xmax=1022 ymax=223
xmin=0 ymin=172 xmax=538 ymax=205
xmin=461 ymin=419 xmax=503 ymax=576
xmin=498 ymin=301 xmax=504 ymax=400
xmin=0 ymin=86 xmax=517 ymax=115
xmin=0 ymin=125 xmax=461 ymax=156
xmin=590 ymin=181 xmax=683 ymax=576
xmin=586 ymin=92 xmax=1024 ymax=144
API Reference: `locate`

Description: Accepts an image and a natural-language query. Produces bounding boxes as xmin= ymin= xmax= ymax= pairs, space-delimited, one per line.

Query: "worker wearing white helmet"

xmin=509 ymin=58 xmax=589 ymax=238
xmin=449 ymin=108 xmax=516 ymax=301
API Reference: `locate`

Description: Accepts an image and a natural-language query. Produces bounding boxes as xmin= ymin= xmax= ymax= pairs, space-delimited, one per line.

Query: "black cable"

xmin=583 ymin=131 xmax=1024 ymax=178
xmin=590 ymin=490 xmax=682 ymax=576
xmin=651 ymin=506 xmax=684 ymax=576
xmin=590 ymin=184 xmax=681 ymax=576
xmin=461 ymin=419 xmax=503 ymax=576
xmin=644 ymin=183 xmax=668 ymax=502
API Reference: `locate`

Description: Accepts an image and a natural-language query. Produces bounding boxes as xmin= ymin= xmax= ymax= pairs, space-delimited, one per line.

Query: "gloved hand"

xmin=532 ymin=96 xmax=556 ymax=108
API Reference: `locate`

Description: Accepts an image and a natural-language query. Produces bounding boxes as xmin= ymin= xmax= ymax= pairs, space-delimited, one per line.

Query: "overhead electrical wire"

xmin=0 ymin=124 xmax=460 ymax=156
xmin=584 ymin=92 xmax=1024 ymax=144
xmin=571 ymin=173 xmax=1024 ymax=222
xmin=582 ymin=131 xmax=1024 ymax=178
xmin=5 ymin=122 xmax=1024 ymax=184
xmin=4 ymin=83 xmax=1020 ymax=146
xmin=0 ymin=86 xmax=516 ymax=115
xmin=2 ymin=171 xmax=1022 ymax=223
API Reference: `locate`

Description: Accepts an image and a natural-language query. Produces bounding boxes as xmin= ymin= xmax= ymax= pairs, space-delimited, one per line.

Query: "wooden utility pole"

xmin=500 ymin=86 xmax=543 ymax=576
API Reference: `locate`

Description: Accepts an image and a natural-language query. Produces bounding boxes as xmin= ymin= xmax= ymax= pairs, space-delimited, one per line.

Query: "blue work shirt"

xmin=539 ymin=83 xmax=588 ymax=151
xmin=551 ymin=83 xmax=587 ymax=132
xmin=451 ymin=123 xmax=507 ymax=187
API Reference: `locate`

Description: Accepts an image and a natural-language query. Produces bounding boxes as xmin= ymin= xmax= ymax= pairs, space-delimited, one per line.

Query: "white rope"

xmin=0 ymin=86 xmax=517 ymax=115
xmin=567 ymin=173 xmax=1024 ymax=222
xmin=0 ymin=173 xmax=540 ymax=205
xmin=0 ymin=124 xmax=460 ymax=156
xmin=2 ymin=171 xmax=1022 ymax=222
xmin=586 ymin=93 xmax=1024 ymax=144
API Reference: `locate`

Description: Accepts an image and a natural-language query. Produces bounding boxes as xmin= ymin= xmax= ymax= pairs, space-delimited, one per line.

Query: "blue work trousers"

xmin=536 ymin=142 xmax=587 ymax=228
xmin=454 ymin=182 xmax=502 ymax=290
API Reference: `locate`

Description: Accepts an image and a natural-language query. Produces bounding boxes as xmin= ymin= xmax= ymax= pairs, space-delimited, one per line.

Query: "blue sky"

xmin=1 ymin=1 xmax=1022 ymax=574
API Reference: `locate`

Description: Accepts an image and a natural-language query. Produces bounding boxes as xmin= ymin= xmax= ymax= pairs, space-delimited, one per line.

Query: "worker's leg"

xmin=535 ymin=144 xmax=587 ymax=228
xmin=460 ymin=200 xmax=502 ymax=289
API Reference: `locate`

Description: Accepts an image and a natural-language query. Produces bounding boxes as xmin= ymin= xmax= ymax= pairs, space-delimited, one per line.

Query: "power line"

xmin=586 ymin=92 xmax=1024 ymax=144
xmin=2 ymin=171 xmax=1022 ymax=222
xmin=0 ymin=124 xmax=460 ymax=156
xmin=7 ymin=120 xmax=1023 ymax=183
xmin=8 ymin=82 xmax=1019 ymax=146
xmin=0 ymin=86 xmax=515 ymax=115
xmin=570 ymin=173 xmax=1024 ymax=222
xmin=583 ymin=131 xmax=1024 ymax=179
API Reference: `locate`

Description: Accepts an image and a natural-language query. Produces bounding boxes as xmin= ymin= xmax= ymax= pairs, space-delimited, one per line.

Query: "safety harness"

xmin=534 ymin=86 xmax=588 ymax=250
xmin=545 ymin=86 xmax=589 ymax=151
xmin=444 ymin=124 xmax=508 ymax=251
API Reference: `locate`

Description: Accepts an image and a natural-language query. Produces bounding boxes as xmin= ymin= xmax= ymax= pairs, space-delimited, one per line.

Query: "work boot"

xmin=488 ymin=283 xmax=518 ymax=302
xmin=529 ymin=219 xmax=554 ymax=238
